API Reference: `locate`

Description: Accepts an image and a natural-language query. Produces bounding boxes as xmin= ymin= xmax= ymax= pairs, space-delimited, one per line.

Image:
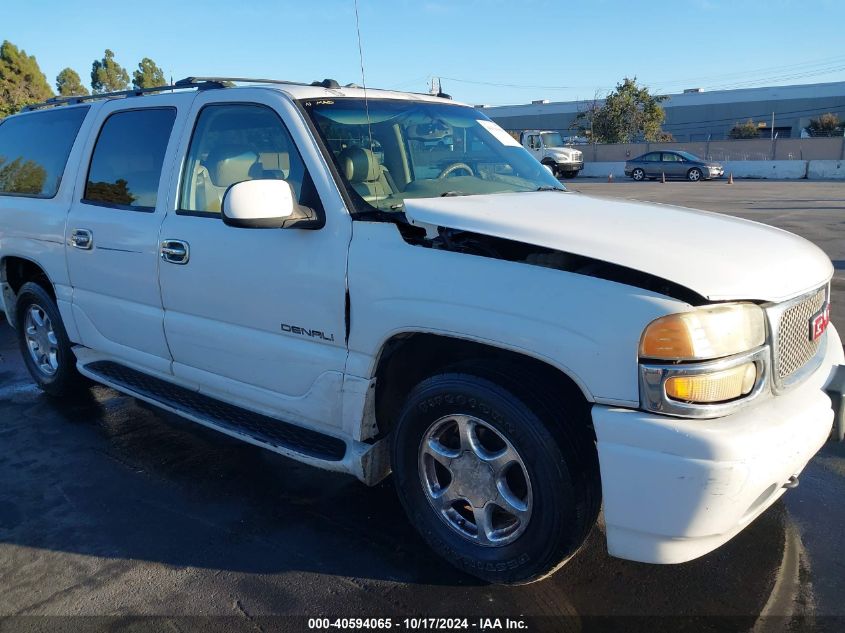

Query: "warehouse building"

xmin=479 ymin=80 xmax=845 ymax=141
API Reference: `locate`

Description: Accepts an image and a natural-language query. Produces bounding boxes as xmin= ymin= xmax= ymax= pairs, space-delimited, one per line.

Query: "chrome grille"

xmin=774 ymin=287 xmax=826 ymax=381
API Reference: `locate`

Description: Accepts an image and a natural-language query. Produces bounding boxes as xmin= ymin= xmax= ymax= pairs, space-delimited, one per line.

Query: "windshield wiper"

xmin=536 ymin=186 xmax=566 ymax=192
xmin=440 ymin=191 xmax=468 ymax=197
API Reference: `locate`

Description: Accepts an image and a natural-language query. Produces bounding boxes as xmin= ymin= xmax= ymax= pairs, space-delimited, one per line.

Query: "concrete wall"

xmin=581 ymin=137 xmax=845 ymax=163
xmin=807 ymin=160 xmax=845 ymax=179
xmin=577 ymin=159 xmax=845 ymax=179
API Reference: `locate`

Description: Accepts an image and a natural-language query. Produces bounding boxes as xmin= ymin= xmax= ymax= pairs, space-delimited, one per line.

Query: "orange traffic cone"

xmin=608 ymin=173 xmax=614 ymax=183
xmin=727 ymin=173 xmax=734 ymax=184
xmin=661 ymin=172 xmax=666 ymax=183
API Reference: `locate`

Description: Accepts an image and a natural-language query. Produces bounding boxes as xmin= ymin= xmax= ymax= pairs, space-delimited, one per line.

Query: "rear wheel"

xmin=687 ymin=167 xmax=703 ymax=182
xmin=631 ymin=168 xmax=645 ymax=181
xmin=391 ymin=368 xmax=599 ymax=584
xmin=15 ymin=282 xmax=85 ymax=397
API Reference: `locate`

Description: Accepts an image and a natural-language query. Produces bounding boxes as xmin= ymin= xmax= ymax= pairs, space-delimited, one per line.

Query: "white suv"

xmin=1 ymin=77 xmax=843 ymax=585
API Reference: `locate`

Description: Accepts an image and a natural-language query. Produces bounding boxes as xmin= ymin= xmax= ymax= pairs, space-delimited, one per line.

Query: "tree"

xmin=0 ymin=157 xmax=47 ymax=194
xmin=56 ymin=68 xmax=89 ymax=97
xmin=807 ymin=113 xmax=843 ymax=137
xmin=0 ymin=40 xmax=53 ymax=117
xmin=728 ymin=119 xmax=761 ymax=139
xmin=574 ymin=78 xmax=668 ymax=143
xmin=91 ymin=49 xmax=129 ymax=93
xmin=132 ymin=58 xmax=166 ymax=90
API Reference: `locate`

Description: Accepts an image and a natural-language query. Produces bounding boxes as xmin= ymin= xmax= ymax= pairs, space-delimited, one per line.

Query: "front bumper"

xmin=708 ymin=166 xmax=724 ymax=178
xmin=557 ymin=160 xmax=584 ymax=172
xmin=593 ymin=324 xmax=844 ymax=564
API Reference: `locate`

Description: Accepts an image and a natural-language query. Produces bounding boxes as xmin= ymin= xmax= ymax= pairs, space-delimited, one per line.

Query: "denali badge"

xmin=281 ymin=323 xmax=336 ymax=342
xmin=810 ymin=303 xmax=830 ymax=342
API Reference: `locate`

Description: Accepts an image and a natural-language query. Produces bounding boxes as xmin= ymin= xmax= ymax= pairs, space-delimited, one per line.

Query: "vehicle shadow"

xmin=0 ymin=324 xmax=786 ymax=623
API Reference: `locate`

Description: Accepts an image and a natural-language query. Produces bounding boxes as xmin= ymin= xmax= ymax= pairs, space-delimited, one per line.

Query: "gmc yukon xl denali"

xmin=1 ymin=77 xmax=843 ymax=585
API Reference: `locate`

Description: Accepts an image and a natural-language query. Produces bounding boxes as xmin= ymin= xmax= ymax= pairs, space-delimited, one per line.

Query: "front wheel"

xmin=631 ymin=168 xmax=645 ymax=181
xmin=687 ymin=167 xmax=703 ymax=182
xmin=391 ymin=370 xmax=599 ymax=584
xmin=15 ymin=282 xmax=85 ymax=397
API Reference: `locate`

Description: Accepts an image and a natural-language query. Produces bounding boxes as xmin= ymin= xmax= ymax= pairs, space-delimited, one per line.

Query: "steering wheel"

xmin=438 ymin=162 xmax=474 ymax=179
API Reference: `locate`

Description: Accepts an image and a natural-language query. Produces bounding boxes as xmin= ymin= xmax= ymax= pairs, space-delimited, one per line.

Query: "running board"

xmin=82 ymin=361 xmax=347 ymax=462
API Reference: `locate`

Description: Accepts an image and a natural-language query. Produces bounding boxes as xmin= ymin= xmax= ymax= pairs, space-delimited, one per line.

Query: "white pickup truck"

xmin=519 ymin=130 xmax=583 ymax=178
xmin=1 ymin=77 xmax=843 ymax=585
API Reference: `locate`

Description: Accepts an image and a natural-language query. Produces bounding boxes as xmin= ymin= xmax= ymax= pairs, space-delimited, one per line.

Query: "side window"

xmin=662 ymin=153 xmax=681 ymax=162
xmin=83 ymin=108 xmax=176 ymax=211
xmin=0 ymin=106 xmax=89 ymax=198
xmin=643 ymin=153 xmax=660 ymax=162
xmin=179 ymin=104 xmax=311 ymax=215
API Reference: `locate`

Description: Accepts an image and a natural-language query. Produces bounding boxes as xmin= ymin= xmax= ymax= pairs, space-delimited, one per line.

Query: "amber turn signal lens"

xmin=665 ymin=363 xmax=757 ymax=404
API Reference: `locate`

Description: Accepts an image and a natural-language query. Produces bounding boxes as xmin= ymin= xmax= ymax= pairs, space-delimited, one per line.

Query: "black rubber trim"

xmin=825 ymin=364 xmax=845 ymax=442
xmin=85 ymin=361 xmax=347 ymax=461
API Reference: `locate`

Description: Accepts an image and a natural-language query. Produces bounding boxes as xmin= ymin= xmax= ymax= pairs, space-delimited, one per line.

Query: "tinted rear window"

xmin=0 ymin=107 xmax=89 ymax=198
xmin=84 ymin=108 xmax=176 ymax=211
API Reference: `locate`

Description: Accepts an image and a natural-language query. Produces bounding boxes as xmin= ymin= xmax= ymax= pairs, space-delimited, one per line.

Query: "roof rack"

xmin=21 ymin=75 xmax=425 ymax=112
xmin=22 ymin=76 xmax=346 ymax=112
xmin=21 ymin=78 xmax=223 ymax=112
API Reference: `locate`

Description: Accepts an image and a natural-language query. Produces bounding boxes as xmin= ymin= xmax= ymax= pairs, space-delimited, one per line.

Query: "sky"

xmin=5 ymin=0 xmax=845 ymax=106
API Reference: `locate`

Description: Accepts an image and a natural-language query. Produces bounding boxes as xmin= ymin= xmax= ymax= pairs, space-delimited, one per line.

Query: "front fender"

xmin=347 ymin=222 xmax=689 ymax=406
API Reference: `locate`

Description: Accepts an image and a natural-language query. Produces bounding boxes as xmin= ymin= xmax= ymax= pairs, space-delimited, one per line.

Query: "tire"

xmin=543 ymin=161 xmax=558 ymax=178
xmin=391 ymin=367 xmax=600 ymax=585
xmin=687 ymin=167 xmax=702 ymax=182
xmin=15 ymin=281 xmax=85 ymax=397
xmin=631 ymin=168 xmax=645 ymax=181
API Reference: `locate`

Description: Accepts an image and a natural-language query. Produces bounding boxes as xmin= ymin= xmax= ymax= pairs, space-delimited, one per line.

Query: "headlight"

xmin=639 ymin=303 xmax=769 ymax=417
xmin=640 ymin=303 xmax=766 ymax=361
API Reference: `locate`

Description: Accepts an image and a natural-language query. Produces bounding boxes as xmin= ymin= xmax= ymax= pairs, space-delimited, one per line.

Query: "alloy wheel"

xmin=418 ymin=414 xmax=533 ymax=547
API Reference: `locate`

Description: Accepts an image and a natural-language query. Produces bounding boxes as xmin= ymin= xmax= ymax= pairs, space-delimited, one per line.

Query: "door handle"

xmin=69 ymin=228 xmax=93 ymax=250
xmin=160 ymin=240 xmax=190 ymax=265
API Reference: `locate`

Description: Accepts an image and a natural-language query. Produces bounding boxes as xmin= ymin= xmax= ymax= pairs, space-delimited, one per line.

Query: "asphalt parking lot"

xmin=1 ymin=180 xmax=844 ymax=632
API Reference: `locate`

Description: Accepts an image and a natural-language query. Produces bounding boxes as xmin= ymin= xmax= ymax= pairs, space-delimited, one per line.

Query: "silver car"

xmin=625 ymin=150 xmax=724 ymax=182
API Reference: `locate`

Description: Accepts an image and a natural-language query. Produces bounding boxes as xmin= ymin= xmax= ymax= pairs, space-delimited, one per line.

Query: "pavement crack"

xmin=233 ymin=599 xmax=265 ymax=632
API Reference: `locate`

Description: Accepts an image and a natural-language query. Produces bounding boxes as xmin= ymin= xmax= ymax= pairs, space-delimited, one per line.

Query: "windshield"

xmin=540 ymin=132 xmax=567 ymax=148
xmin=302 ymin=98 xmax=563 ymax=212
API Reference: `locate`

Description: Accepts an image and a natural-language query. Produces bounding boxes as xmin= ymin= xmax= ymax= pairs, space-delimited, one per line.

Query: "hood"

xmin=403 ymin=191 xmax=832 ymax=303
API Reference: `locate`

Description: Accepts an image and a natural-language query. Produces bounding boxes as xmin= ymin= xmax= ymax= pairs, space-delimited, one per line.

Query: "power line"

xmin=650 ymin=54 xmax=845 ymax=91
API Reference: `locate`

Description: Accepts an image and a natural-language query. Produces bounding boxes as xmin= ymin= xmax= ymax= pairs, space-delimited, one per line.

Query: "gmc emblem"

xmin=810 ymin=303 xmax=830 ymax=342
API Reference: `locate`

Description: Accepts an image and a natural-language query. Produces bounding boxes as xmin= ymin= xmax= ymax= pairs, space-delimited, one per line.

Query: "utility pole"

xmin=771 ymin=112 xmax=775 ymax=140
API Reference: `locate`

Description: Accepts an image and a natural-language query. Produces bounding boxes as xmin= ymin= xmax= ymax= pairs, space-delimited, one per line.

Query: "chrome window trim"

xmin=765 ymin=283 xmax=829 ymax=394
xmin=639 ymin=346 xmax=771 ymax=419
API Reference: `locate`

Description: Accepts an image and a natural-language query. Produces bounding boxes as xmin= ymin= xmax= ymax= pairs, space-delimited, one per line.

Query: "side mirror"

xmin=221 ymin=180 xmax=321 ymax=229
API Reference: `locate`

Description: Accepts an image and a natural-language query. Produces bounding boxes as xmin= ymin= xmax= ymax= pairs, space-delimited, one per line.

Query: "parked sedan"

xmin=625 ymin=150 xmax=724 ymax=182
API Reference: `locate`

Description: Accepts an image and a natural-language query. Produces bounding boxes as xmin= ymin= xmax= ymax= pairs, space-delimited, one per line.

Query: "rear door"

xmin=65 ymin=94 xmax=195 ymax=375
xmin=641 ymin=152 xmax=661 ymax=177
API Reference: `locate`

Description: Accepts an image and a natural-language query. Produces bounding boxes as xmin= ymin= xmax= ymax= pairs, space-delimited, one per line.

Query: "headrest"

xmin=207 ymin=147 xmax=258 ymax=188
xmin=339 ymin=146 xmax=380 ymax=183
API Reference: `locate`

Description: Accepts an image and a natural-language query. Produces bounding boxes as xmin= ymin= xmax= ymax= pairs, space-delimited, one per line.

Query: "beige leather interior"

xmin=187 ymin=147 xmax=295 ymax=213
xmin=338 ymin=146 xmax=394 ymax=202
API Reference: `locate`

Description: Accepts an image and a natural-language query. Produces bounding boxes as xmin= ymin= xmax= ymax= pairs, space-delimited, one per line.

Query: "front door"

xmin=66 ymin=94 xmax=194 ymax=374
xmin=661 ymin=152 xmax=686 ymax=177
xmin=157 ymin=89 xmax=351 ymax=431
